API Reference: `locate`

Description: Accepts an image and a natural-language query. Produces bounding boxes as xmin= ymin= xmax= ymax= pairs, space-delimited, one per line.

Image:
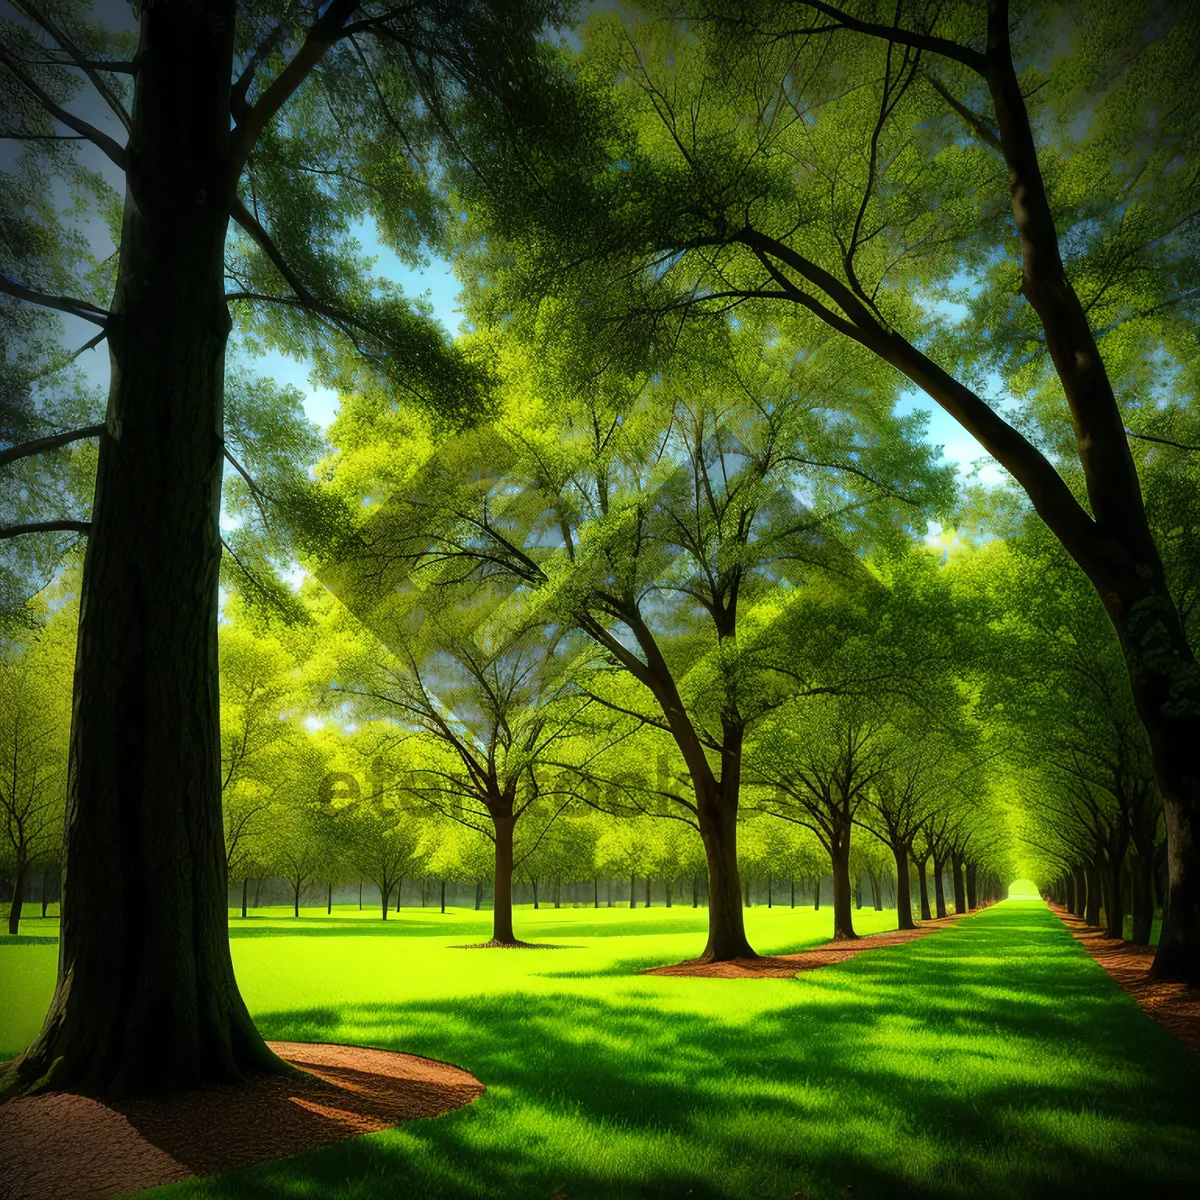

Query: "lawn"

xmin=2 ymin=900 xmax=1199 ymax=1200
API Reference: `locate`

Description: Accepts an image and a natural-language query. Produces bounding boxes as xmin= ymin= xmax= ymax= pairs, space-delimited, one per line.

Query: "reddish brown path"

xmin=1050 ymin=903 xmax=1200 ymax=1055
xmin=0 ymin=1042 xmax=484 ymax=1200
xmin=645 ymin=909 xmax=976 ymax=979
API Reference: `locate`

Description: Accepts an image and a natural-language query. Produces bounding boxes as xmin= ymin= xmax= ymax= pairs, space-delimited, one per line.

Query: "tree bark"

xmin=293 ymin=883 xmax=301 ymax=919
xmin=951 ymin=857 xmax=967 ymax=915
xmin=8 ymin=861 xmax=27 ymax=936
xmin=326 ymin=881 xmax=332 ymax=915
xmin=1073 ymin=864 xmax=1088 ymax=918
xmin=440 ymin=879 xmax=446 ymax=914
xmin=1104 ymin=849 xmax=1126 ymax=940
xmin=830 ymin=844 xmax=857 ymax=940
xmin=932 ymin=859 xmax=947 ymax=919
xmin=629 ymin=872 xmax=636 ymax=909
xmin=892 ymin=846 xmax=915 ymax=931
xmin=1085 ymin=858 xmax=1103 ymax=927
xmin=813 ymin=874 xmax=820 ymax=911
xmin=1064 ymin=870 xmax=1075 ymax=914
xmin=916 ymin=859 xmax=932 ymax=921
xmin=593 ymin=877 xmax=599 ymax=908
xmin=966 ymin=863 xmax=978 ymax=910
xmin=240 ymin=878 xmax=247 ymax=921
xmin=492 ymin=817 xmax=517 ymax=944
xmin=644 ymin=875 xmax=651 ymax=908
xmin=1 ymin=0 xmax=284 ymax=1099
xmin=698 ymin=803 xmax=755 ymax=960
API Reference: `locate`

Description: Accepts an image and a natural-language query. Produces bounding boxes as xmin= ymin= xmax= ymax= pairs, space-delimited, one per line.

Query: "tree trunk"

xmin=1085 ymin=859 xmax=1103 ymax=927
xmin=933 ymin=859 xmax=947 ymax=919
xmin=767 ymin=873 xmax=772 ymax=909
xmin=1073 ymin=865 xmax=1088 ymax=918
xmin=492 ymin=817 xmax=517 ymax=944
xmin=893 ymin=846 xmax=915 ymax=931
xmin=475 ymin=880 xmax=483 ymax=911
xmin=790 ymin=878 xmax=795 ymax=909
xmin=966 ymin=863 xmax=978 ymax=910
xmin=381 ymin=881 xmax=391 ymax=921
xmin=240 ymin=878 xmax=247 ymax=921
xmin=645 ymin=875 xmax=651 ymax=908
xmin=532 ymin=879 xmax=539 ymax=910
xmin=293 ymin=882 xmax=301 ymax=919
xmin=396 ymin=876 xmax=403 ymax=913
xmin=440 ymin=879 xmax=446 ymax=914
xmin=915 ymin=859 xmax=932 ymax=921
xmin=0 ymin=0 xmax=285 ymax=1100
xmin=1064 ymin=870 xmax=1076 ymax=914
xmin=358 ymin=880 xmax=363 ymax=910
xmin=813 ymin=875 xmax=820 ymax=911
xmin=830 ymin=845 xmax=857 ymax=941
xmin=952 ymin=858 xmax=967 ymax=915
xmin=594 ymin=877 xmax=599 ymax=908
xmin=664 ymin=878 xmax=672 ymax=908
xmin=1104 ymin=849 xmax=1126 ymax=940
xmin=629 ymin=872 xmax=636 ymax=909
xmin=697 ymin=803 xmax=755 ymax=960
xmin=8 ymin=861 xmax=27 ymax=936
xmin=327 ymin=881 xmax=332 ymax=915
xmin=1131 ymin=853 xmax=1154 ymax=946
xmin=41 ymin=870 xmax=51 ymax=919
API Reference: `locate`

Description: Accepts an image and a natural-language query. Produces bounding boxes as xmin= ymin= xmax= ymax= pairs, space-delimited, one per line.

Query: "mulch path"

xmin=644 ymin=909 xmax=974 ymax=979
xmin=1050 ymin=903 xmax=1200 ymax=1054
xmin=0 ymin=1041 xmax=484 ymax=1200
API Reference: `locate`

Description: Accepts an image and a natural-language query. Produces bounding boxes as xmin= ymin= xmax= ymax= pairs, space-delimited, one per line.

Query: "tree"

xmin=0 ymin=590 xmax=72 ymax=934
xmin=458 ymin=0 xmax=1200 ymax=981
xmin=1 ymin=0 xmax=571 ymax=1096
xmin=340 ymin=313 xmax=950 ymax=958
xmin=316 ymin=580 xmax=594 ymax=945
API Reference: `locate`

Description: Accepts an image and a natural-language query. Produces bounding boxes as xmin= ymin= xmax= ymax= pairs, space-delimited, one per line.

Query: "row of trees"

xmin=2 ymin=0 xmax=1196 ymax=1099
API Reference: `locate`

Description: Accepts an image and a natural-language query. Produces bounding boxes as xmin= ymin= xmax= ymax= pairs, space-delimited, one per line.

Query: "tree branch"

xmin=0 ymin=275 xmax=108 ymax=326
xmin=0 ymin=519 xmax=90 ymax=541
xmin=0 ymin=423 xmax=104 ymax=470
xmin=0 ymin=44 xmax=126 ymax=169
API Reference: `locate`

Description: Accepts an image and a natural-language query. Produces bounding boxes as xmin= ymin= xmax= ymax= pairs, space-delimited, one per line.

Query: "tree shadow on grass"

xmin=149 ymin=905 xmax=1200 ymax=1200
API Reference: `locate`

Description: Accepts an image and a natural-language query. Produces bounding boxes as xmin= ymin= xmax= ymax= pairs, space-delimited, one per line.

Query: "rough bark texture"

xmin=830 ymin=845 xmax=857 ymax=941
xmin=698 ymin=804 xmax=755 ymax=960
xmin=932 ymin=861 xmax=947 ymax=920
xmin=0 ymin=1 xmax=287 ymax=1100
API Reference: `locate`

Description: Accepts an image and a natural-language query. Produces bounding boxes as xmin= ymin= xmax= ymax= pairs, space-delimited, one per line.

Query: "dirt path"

xmin=1050 ymin=903 xmax=1200 ymax=1055
xmin=644 ymin=909 xmax=976 ymax=979
xmin=0 ymin=1042 xmax=484 ymax=1199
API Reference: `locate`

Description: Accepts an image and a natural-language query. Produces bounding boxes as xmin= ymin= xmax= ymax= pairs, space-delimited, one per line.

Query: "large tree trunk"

xmin=966 ymin=863 xmax=978 ymax=910
xmin=240 ymin=879 xmax=247 ymax=920
xmin=629 ymin=872 xmax=636 ymax=909
xmin=8 ymin=861 xmax=27 ymax=936
xmin=892 ymin=845 xmax=915 ymax=931
xmin=1064 ymin=870 xmax=1076 ymax=914
xmin=491 ymin=817 xmax=517 ymax=945
xmin=916 ymin=859 xmax=932 ymax=921
xmin=813 ymin=875 xmax=820 ymax=911
xmin=0 ymin=1 xmax=282 ymax=1100
xmin=1130 ymin=853 xmax=1154 ymax=946
xmin=380 ymin=881 xmax=390 ymax=921
xmin=697 ymin=803 xmax=755 ymax=960
xmin=830 ymin=841 xmax=857 ymax=941
xmin=1104 ymin=847 xmax=1126 ymax=940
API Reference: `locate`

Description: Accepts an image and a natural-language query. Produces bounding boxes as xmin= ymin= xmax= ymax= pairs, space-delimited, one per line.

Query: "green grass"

xmin=2 ymin=901 xmax=1199 ymax=1200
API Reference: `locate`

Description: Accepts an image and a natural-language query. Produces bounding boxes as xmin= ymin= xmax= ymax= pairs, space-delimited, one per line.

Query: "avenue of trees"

xmin=1 ymin=0 xmax=1196 ymax=1100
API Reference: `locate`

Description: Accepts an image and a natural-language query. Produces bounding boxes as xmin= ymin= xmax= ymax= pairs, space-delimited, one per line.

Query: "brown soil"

xmin=644 ymin=909 xmax=974 ymax=979
xmin=0 ymin=1041 xmax=484 ymax=1200
xmin=1050 ymin=903 xmax=1200 ymax=1054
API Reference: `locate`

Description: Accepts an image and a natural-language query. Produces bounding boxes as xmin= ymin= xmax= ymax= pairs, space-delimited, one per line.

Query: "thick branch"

xmin=0 ymin=423 xmax=104 ymax=470
xmin=0 ymin=276 xmax=108 ymax=326
xmin=0 ymin=519 xmax=90 ymax=541
xmin=0 ymin=45 xmax=126 ymax=168
xmin=228 ymin=0 xmax=359 ymax=178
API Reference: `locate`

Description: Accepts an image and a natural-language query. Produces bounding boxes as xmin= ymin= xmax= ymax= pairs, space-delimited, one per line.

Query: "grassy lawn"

xmin=2 ymin=900 xmax=1199 ymax=1199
